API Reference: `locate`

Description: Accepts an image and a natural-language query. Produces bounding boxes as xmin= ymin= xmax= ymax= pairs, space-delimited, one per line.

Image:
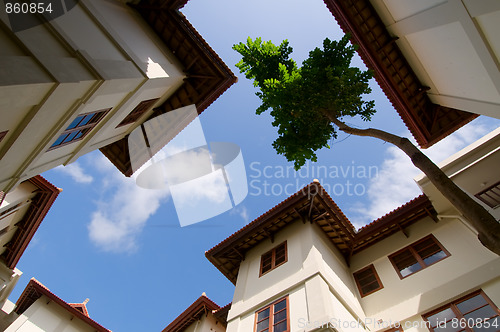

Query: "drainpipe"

xmin=437 ymin=214 xmax=477 ymax=234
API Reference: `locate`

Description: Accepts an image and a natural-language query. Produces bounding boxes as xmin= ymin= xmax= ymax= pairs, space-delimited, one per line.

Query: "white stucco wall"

xmin=0 ymin=0 xmax=184 ymax=192
xmin=5 ymin=296 xmax=96 ymax=332
xmin=349 ymin=216 xmax=500 ymax=331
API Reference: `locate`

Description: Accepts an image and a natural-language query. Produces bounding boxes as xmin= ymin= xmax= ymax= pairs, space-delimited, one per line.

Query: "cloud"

xmin=349 ymin=120 xmax=499 ymax=228
xmin=87 ymin=155 xmax=170 ymax=253
xmin=54 ymin=162 xmax=93 ymax=183
xmin=230 ymin=205 xmax=250 ymax=222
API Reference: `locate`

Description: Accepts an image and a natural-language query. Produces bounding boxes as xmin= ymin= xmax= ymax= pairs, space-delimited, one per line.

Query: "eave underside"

xmin=323 ymin=0 xmax=477 ymax=148
xmin=207 ymin=191 xmax=436 ymax=285
xmin=100 ymin=0 xmax=236 ymax=176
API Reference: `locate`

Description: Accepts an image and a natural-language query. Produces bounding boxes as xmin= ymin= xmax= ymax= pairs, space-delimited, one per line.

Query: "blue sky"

xmin=8 ymin=0 xmax=500 ymax=331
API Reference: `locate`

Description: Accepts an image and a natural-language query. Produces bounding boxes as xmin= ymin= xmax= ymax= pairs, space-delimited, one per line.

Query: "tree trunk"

xmin=326 ymin=114 xmax=500 ymax=255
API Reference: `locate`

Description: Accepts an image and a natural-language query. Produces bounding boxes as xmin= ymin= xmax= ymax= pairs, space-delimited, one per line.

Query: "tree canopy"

xmin=233 ymin=34 xmax=500 ymax=255
xmin=234 ymin=35 xmax=375 ymax=169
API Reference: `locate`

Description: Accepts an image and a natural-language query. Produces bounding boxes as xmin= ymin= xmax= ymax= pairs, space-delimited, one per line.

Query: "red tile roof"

xmin=206 ymin=182 xmax=436 ymax=284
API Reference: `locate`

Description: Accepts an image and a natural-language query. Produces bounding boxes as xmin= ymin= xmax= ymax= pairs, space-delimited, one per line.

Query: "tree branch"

xmin=324 ymin=111 xmax=500 ymax=255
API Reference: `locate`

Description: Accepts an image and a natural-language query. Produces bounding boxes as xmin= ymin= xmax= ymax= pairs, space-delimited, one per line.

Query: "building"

xmin=0 ymin=0 xmax=236 ymax=193
xmin=323 ymin=0 xmax=500 ymax=148
xmin=162 ymin=293 xmax=230 ymax=332
xmin=205 ymin=183 xmax=499 ymax=332
xmin=2 ymin=278 xmax=109 ymax=332
xmin=166 ymin=129 xmax=500 ymax=332
xmin=0 ymin=175 xmax=60 ymax=318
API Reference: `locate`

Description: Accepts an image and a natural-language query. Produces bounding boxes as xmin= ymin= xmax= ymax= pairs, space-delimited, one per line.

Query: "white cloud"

xmin=87 ymin=155 xmax=170 ymax=253
xmin=54 ymin=162 xmax=93 ymax=184
xmin=349 ymin=120 xmax=499 ymax=228
xmin=230 ymin=205 xmax=250 ymax=222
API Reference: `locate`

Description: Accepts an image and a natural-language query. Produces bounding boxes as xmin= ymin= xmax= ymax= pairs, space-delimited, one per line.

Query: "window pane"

xmin=80 ymin=114 xmax=95 ymax=126
xmin=274 ymin=308 xmax=287 ymax=324
xmin=274 ymin=299 xmax=286 ymax=312
xmin=422 ymin=250 xmax=447 ymax=266
xmin=400 ymin=262 xmax=422 ymax=277
xmin=361 ymin=280 xmax=381 ymax=294
xmin=464 ymin=306 xmax=497 ymax=322
xmin=257 ymin=308 xmax=270 ymax=321
xmin=256 ymin=318 xmax=269 ymax=332
xmin=456 ymin=295 xmax=487 ymax=314
xmin=275 ymin=244 xmax=286 ymax=265
xmin=62 ymin=131 xmax=78 ymax=143
xmin=427 ymin=308 xmax=457 ymax=328
xmin=51 ymin=134 xmax=66 ymax=147
xmin=472 ymin=317 xmax=499 ymax=332
xmin=393 ymin=249 xmax=419 ymax=272
xmin=274 ymin=320 xmax=287 ymax=332
xmin=66 ymin=115 xmax=85 ymax=129
xmin=432 ymin=325 xmax=463 ymax=332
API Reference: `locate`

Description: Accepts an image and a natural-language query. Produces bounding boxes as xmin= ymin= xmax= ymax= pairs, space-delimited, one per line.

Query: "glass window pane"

xmin=472 ymin=317 xmax=499 ymax=332
xmin=256 ymin=318 xmax=269 ymax=332
xmin=257 ymin=308 xmax=270 ymax=321
xmin=400 ymin=262 xmax=422 ymax=277
xmin=274 ymin=320 xmax=287 ymax=332
xmin=274 ymin=308 xmax=287 ymax=323
xmin=393 ymin=250 xmax=419 ymax=271
xmin=62 ymin=131 xmax=78 ymax=143
xmin=422 ymin=250 xmax=447 ymax=266
xmin=432 ymin=325 xmax=463 ymax=332
xmin=51 ymin=134 xmax=66 ymax=147
xmin=66 ymin=115 xmax=85 ymax=129
xmin=362 ymin=280 xmax=381 ymax=294
xmin=80 ymin=114 xmax=95 ymax=126
xmin=464 ymin=306 xmax=497 ymax=322
xmin=274 ymin=299 xmax=286 ymax=312
xmin=427 ymin=308 xmax=457 ymax=328
xmin=456 ymin=295 xmax=487 ymax=314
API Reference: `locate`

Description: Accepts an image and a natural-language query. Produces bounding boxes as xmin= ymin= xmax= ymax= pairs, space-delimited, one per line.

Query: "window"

xmin=423 ymin=290 xmax=499 ymax=331
xmin=476 ymin=181 xmax=500 ymax=208
xmin=353 ymin=264 xmax=383 ymax=297
xmin=49 ymin=109 xmax=110 ymax=149
xmin=255 ymin=297 xmax=289 ymax=332
xmin=389 ymin=234 xmax=450 ymax=279
xmin=260 ymin=241 xmax=287 ymax=276
xmin=116 ymin=98 xmax=158 ymax=127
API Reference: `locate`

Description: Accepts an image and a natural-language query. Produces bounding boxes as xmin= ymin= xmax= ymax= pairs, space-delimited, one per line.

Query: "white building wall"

xmin=0 ymin=0 xmax=185 ymax=192
xmin=227 ymin=221 xmax=366 ymax=332
xmin=5 ymin=297 xmax=96 ymax=332
xmin=350 ymin=216 xmax=500 ymax=331
xmin=372 ymin=0 xmax=500 ymax=118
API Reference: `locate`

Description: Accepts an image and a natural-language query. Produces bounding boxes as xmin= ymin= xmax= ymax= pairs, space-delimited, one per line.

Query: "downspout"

xmin=437 ymin=214 xmax=477 ymax=234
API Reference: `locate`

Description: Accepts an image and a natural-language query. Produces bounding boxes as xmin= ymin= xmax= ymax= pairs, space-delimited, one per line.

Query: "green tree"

xmin=233 ymin=35 xmax=500 ymax=255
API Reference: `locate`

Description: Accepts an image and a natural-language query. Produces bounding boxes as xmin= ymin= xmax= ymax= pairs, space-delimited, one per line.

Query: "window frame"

xmin=259 ymin=241 xmax=287 ymax=277
xmin=353 ymin=264 xmax=384 ymax=297
xmin=116 ymin=98 xmax=159 ymax=128
xmin=475 ymin=180 xmax=500 ymax=208
xmin=422 ymin=290 xmax=500 ymax=332
xmin=48 ymin=108 xmax=110 ymax=150
xmin=254 ymin=296 xmax=289 ymax=332
xmin=388 ymin=234 xmax=450 ymax=279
